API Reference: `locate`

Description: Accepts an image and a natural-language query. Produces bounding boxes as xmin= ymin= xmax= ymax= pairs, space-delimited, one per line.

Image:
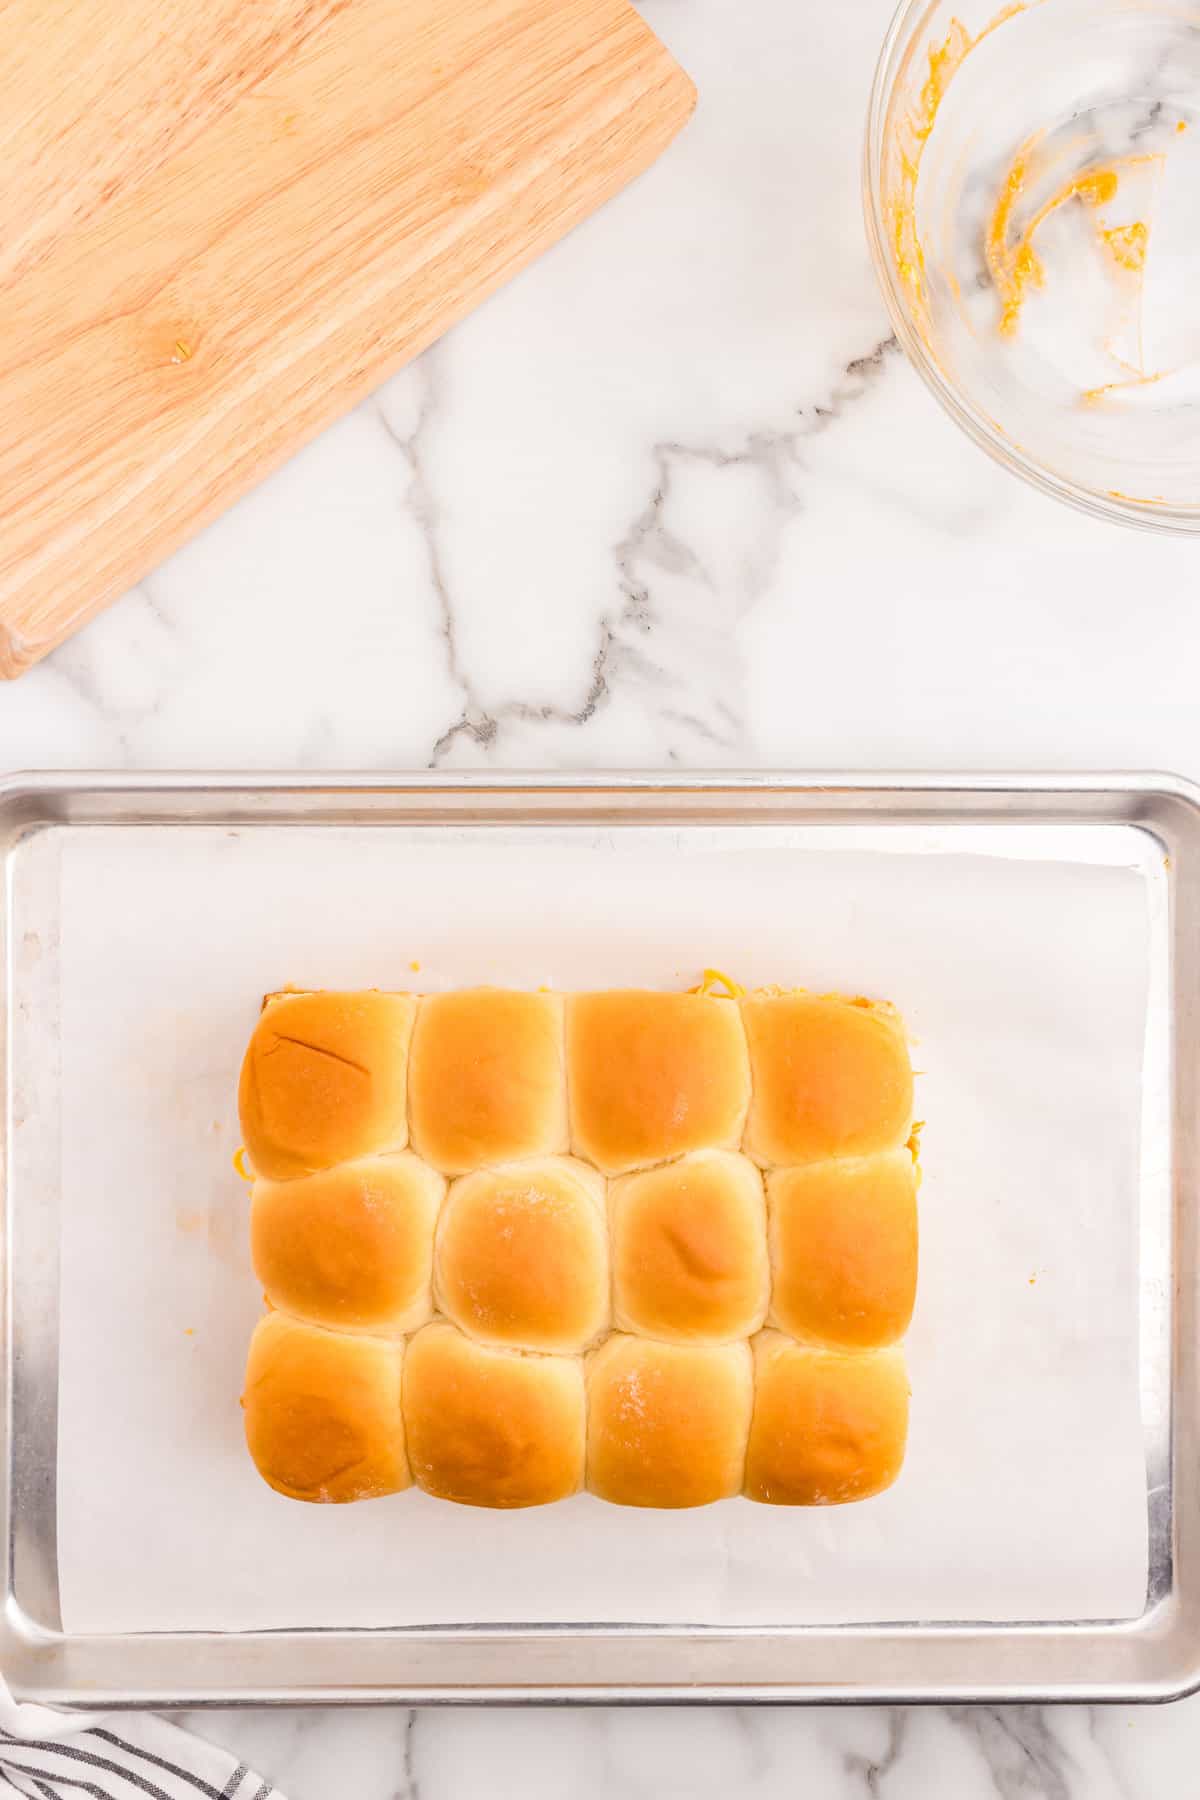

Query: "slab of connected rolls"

xmin=238 ymin=983 xmax=918 ymax=1510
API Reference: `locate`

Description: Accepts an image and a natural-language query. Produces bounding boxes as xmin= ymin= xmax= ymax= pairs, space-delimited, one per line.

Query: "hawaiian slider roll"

xmin=767 ymin=1150 xmax=917 ymax=1348
xmin=243 ymin=1312 xmax=409 ymax=1503
xmin=251 ymin=1152 xmax=445 ymax=1335
xmin=403 ymin=1321 xmax=585 ymax=1507
xmin=609 ymin=1150 xmax=768 ymax=1343
xmin=741 ymin=991 xmax=912 ymax=1167
xmin=238 ymin=990 xmax=416 ymax=1179
xmin=586 ymin=1334 xmax=753 ymax=1508
xmin=434 ymin=1157 xmax=608 ymax=1352
xmin=409 ymin=987 xmax=567 ymax=1173
xmin=566 ymin=989 xmax=751 ymax=1174
xmin=744 ymin=1333 xmax=909 ymax=1505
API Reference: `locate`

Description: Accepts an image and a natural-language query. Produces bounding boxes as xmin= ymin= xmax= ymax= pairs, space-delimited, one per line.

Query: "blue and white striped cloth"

xmin=0 ymin=1677 xmax=284 ymax=1800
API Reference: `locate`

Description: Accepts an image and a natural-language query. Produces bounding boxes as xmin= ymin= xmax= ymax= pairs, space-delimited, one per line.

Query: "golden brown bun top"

xmin=767 ymin=1151 xmax=917 ymax=1348
xmin=434 ymin=1157 xmax=608 ymax=1353
xmin=237 ymin=981 xmax=918 ymax=1513
xmin=585 ymin=1333 xmax=753 ymax=1508
xmin=250 ymin=1152 xmax=444 ymax=1335
xmin=402 ymin=1322 xmax=584 ymax=1509
xmin=239 ymin=990 xmax=415 ymax=1180
xmin=567 ymin=990 xmax=751 ymax=1174
xmin=744 ymin=1333 xmax=909 ymax=1505
xmin=741 ymin=992 xmax=912 ymax=1166
xmin=609 ymin=1150 xmax=768 ymax=1343
xmin=408 ymin=987 xmax=567 ymax=1173
xmin=242 ymin=1312 xmax=409 ymax=1504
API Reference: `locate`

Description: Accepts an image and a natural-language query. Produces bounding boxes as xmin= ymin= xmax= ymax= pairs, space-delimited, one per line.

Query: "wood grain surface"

xmin=0 ymin=0 xmax=694 ymax=677
xmin=0 ymin=0 xmax=348 ymax=287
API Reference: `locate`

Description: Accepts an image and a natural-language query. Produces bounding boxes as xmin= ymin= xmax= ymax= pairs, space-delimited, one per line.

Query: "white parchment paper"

xmin=54 ymin=822 xmax=1153 ymax=1631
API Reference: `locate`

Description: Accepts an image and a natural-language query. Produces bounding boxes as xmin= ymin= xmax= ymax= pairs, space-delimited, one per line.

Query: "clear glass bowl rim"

xmin=862 ymin=0 xmax=1200 ymax=536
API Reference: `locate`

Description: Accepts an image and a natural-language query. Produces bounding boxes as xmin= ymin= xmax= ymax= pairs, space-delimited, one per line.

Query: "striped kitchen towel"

xmin=0 ymin=1674 xmax=285 ymax=1799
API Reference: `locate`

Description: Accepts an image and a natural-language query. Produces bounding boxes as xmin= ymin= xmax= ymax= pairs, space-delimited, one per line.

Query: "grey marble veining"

xmin=172 ymin=1699 xmax=1191 ymax=1800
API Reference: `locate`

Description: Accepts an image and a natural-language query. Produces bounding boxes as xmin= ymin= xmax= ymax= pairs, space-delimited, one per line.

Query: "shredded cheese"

xmin=690 ymin=968 xmax=746 ymax=999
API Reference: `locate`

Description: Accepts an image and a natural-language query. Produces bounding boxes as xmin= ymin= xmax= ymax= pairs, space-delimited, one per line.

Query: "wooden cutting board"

xmin=0 ymin=0 xmax=694 ymax=677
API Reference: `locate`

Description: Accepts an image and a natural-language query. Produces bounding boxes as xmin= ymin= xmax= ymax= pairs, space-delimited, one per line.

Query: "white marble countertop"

xmin=5 ymin=0 xmax=1200 ymax=1790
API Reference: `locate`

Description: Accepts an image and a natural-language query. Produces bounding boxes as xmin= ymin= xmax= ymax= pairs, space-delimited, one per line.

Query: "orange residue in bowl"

xmin=885 ymin=0 xmax=1173 ymax=373
xmin=885 ymin=3 xmax=1030 ymax=325
xmin=985 ymin=144 xmax=1157 ymax=337
xmin=1101 ymin=219 xmax=1149 ymax=272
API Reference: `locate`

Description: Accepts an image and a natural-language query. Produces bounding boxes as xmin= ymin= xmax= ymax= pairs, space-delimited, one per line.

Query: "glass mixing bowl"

xmin=865 ymin=0 xmax=1200 ymax=531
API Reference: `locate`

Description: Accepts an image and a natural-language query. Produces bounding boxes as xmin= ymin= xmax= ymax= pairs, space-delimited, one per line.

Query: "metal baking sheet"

xmin=0 ymin=771 xmax=1196 ymax=1706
